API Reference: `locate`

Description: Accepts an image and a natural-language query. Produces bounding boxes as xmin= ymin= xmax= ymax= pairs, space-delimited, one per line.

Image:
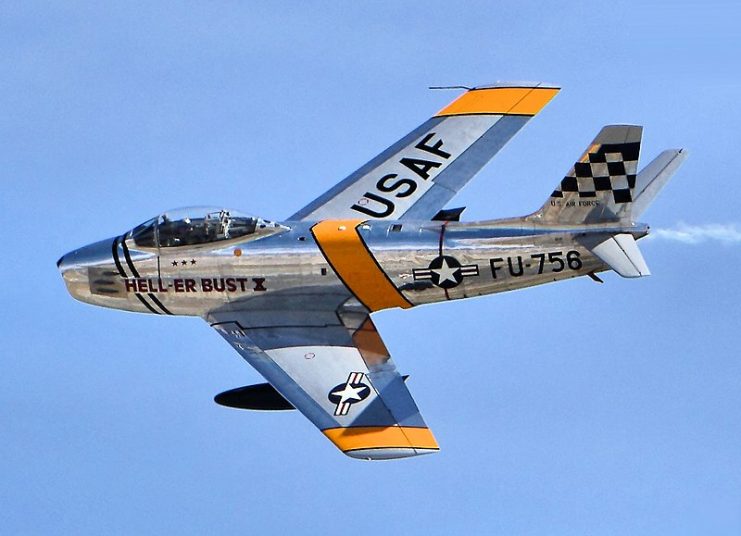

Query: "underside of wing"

xmin=206 ymin=290 xmax=438 ymax=460
xmin=289 ymin=82 xmax=559 ymax=222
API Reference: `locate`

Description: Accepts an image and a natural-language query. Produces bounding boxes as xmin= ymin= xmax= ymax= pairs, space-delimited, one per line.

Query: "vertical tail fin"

xmin=528 ymin=126 xmax=687 ymax=226
xmin=631 ymin=149 xmax=687 ymax=219
xmin=528 ymin=125 xmax=643 ymax=225
xmin=524 ymin=125 xmax=687 ymax=278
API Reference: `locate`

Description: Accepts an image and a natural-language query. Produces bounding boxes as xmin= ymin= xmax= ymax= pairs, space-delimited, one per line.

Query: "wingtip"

xmin=344 ymin=447 xmax=440 ymax=461
xmin=435 ymin=83 xmax=559 ymax=117
xmin=471 ymin=81 xmax=560 ymax=91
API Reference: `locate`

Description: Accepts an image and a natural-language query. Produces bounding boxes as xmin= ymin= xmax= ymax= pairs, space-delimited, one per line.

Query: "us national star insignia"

xmin=412 ymin=255 xmax=479 ymax=289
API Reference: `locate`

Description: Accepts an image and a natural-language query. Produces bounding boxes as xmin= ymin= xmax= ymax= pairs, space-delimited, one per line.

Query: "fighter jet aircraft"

xmin=58 ymin=83 xmax=686 ymax=460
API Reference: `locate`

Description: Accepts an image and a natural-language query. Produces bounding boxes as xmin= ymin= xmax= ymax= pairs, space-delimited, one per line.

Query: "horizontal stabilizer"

xmin=590 ymin=234 xmax=650 ymax=278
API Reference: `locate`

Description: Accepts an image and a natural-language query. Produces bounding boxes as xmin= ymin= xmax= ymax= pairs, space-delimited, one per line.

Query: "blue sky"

xmin=2 ymin=1 xmax=740 ymax=534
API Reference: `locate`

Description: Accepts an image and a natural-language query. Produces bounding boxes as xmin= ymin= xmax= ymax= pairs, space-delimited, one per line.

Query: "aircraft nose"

xmin=56 ymin=253 xmax=68 ymax=270
xmin=58 ymin=237 xmax=121 ymax=305
xmin=57 ymin=238 xmax=116 ymax=274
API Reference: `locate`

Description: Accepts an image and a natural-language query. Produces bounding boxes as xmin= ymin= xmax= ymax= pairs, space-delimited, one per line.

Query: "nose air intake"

xmin=57 ymin=237 xmax=123 ymax=304
xmin=58 ymin=238 xmax=119 ymax=272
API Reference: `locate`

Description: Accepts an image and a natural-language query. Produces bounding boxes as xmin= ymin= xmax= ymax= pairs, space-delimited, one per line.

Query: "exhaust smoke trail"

xmin=648 ymin=223 xmax=741 ymax=244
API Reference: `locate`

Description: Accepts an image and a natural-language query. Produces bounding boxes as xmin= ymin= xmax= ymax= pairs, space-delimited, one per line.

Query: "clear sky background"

xmin=2 ymin=1 xmax=740 ymax=534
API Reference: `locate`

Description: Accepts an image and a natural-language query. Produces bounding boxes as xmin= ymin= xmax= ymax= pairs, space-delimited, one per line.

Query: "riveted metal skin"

xmin=56 ymin=85 xmax=685 ymax=460
xmin=59 ymin=218 xmax=648 ymax=317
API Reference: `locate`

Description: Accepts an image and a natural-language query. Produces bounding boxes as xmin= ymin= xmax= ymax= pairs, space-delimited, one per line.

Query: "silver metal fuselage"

xmin=58 ymin=217 xmax=648 ymax=317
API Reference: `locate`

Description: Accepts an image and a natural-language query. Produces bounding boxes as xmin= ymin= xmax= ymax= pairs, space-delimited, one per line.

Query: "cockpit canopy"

xmin=130 ymin=207 xmax=288 ymax=249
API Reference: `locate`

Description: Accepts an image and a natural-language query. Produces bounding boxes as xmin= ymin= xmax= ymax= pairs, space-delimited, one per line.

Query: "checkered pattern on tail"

xmin=551 ymin=141 xmax=640 ymax=204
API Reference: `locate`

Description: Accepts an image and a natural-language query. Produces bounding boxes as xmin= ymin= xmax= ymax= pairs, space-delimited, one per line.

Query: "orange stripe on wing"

xmin=436 ymin=86 xmax=559 ymax=117
xmin=352 ymin=316 xmax=390 ymax=366
xmin=323 ymin=426 xmax=439 ymax=452
xmin=311 ymin=220 xmax=412 ymax=312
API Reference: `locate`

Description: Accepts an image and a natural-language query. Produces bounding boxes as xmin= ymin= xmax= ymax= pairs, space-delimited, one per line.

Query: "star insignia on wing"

xmin=328 ymin=372 xmax=371 ymax=416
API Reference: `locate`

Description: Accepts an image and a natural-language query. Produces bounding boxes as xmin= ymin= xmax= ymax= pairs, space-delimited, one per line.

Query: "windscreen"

xmin=158 ymin=209 xmax=257 ymax=247
xmin=131 ymin=208 xmax=278 ymax=248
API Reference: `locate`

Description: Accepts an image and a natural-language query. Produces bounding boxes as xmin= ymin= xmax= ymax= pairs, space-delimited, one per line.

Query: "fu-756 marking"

xmin=58 ymin=83 xmax=686 ymax=460
xmin=490 ymin=250 xmax=583 ymax=278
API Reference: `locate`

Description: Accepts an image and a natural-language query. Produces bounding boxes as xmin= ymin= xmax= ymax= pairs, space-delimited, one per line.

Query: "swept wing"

xmin=206 ymin=289 xmax=438 ymax=460
xmin=290 ymin=82 xmax=559 ymax=221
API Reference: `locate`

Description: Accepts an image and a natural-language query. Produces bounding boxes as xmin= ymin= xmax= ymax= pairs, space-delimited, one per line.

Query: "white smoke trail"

xmin=648 ymin=223 xmax=741 ymax=244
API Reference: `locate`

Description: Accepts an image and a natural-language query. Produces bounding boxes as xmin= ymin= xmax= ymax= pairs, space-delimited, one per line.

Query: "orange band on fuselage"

xmin=323 ymin=426 xmax=439 ymax=452
xmin=436 ymin=86 xmax=559 ymax=117
xmin=311 ymin=220 xmax=412 ymax=312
